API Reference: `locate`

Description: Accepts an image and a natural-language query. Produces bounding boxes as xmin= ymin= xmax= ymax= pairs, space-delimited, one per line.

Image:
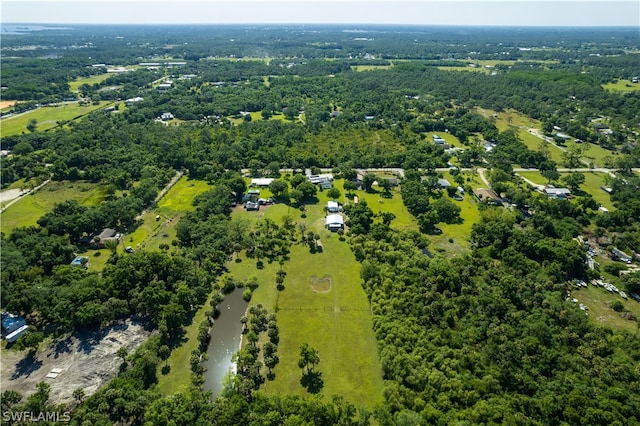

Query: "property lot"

xmin=0 ymin=320 xmax=150 ymax=405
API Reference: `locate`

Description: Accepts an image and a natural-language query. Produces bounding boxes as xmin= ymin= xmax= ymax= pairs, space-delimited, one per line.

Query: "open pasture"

xmin=1 ymin=101 xmax=116 ymax=137
xmin=0 ymin=181 xmax=107 ymax=235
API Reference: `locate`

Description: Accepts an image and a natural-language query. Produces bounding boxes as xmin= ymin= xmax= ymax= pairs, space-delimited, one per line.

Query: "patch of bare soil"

xmin=310 ymin=275 xmax=332 ymax=293
xmin=0 ymin=319 xmax=151 ymax=405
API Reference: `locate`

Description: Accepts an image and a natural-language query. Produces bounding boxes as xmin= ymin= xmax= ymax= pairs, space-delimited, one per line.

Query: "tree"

xmin=540 ymin=160 xmax=560 ymax=183
xmin=326 ymin=187 xmax=341 ymax=200
xmin=158 ymin=345 xmax=171 ymax=366
xmin=298 ymin=343 xmax=320 ymax=374
xmin=433 ymin=197 xmax=461 ymax=224
xmin=26 ymin=119 xmax=38 ymax=133
xmin=72 ymin=388 xmax=85 ymax=404
xmin=117 ymin=346 xmax=129 ymax=363
xmin=562 ymin=172 xmax=585 ymax=192
xmin=343 ymin=180 xmax=358 ymax=194
xmin=268 ymin=179 xmax=289 ymax=199
xmin=362 ymin=173 xmax=377 ymax=193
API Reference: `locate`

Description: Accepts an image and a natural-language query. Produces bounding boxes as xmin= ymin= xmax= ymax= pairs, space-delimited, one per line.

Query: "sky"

xmin=1 ymin=0 xmax=639 ymax=27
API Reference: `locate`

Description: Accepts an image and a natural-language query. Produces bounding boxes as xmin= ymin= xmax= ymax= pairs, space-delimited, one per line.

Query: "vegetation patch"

xmin=309 ymin=275 xmax=332 ymax=293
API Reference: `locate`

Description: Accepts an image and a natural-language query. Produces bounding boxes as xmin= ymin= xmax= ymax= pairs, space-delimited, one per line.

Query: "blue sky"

xmin=2 ymin=1 xmax=639 ymax=26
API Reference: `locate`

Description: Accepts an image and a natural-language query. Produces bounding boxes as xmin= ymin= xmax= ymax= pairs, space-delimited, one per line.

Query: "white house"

xmin=325 ymin=214 xmax=344 ymax=231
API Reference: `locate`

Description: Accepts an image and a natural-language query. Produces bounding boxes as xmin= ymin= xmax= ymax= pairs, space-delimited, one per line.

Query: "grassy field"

xmin=1 ymin=101 xmax=116 ymax=137
xmin=426 ymin=170 xmax=483 ymax=254
xmin=517 ymin=170 xmax=615 ymax=211
xmin=68 ymin=73 xmax=112 ymax=92
xmin=569 ymin=284 xmax=640 ymax=333
xmin=226 ymin=194 xmax=385 ymax=407
xmin=437 ymin=65 xmax=490 ymax=73
xmin=602 ymin=79 xmax=640 ymax=93
xmin=0 ymin=181 xmax=108 ymax=235
xmin=125 ymin=177 xmax=212 ymax=252
xmin=351 ymin=64 xmax=393 ymax=72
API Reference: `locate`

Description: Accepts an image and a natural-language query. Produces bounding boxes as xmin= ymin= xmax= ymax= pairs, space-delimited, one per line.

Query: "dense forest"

xmin=1 ymin=24 xmax=640 ymax=425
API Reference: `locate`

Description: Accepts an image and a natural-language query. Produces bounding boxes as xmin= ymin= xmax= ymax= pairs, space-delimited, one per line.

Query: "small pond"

xmin=202 ymin=290 xmax=248 ymax=397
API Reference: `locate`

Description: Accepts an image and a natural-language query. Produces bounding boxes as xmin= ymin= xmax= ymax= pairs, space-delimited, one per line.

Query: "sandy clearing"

xmin=0 ymin=188 xmax=26 ymax=203
xmin=0 ymin=319 xmax=151 ymax=405
xmin=0 ymin=101 xmax=18 ymax=109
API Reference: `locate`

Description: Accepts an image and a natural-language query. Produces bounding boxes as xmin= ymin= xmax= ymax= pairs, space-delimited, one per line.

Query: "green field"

xmin=227 ymin=195 xmax=385 ymax=407
xmin=1 ymin=101 xmax=116 ymax=137
xmin=351 ymin=64 xmax=393 ymax=72
xmin=570 ymin=284 xmax=640 ymax=333
xmin=68 ymin=73 xmax=112 ymax=92
xmin=517 ymin=170 xmax=615 ymax=211
xmin=602 ymin=79 xmax=640 ymax=93
xmin=0 ymin=181 xmax=108 ymax=235
xmin=125 ymin=177 xmax=212 ymax=254
xmin=437 ymin=65 xmax=490 ymax=73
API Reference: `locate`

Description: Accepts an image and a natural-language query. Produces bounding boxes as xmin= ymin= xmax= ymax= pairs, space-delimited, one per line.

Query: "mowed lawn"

xmin=0 ymin=181 xmax=108 ymax=235
xmin=68 ymin=73 xmax=112 ymax=92
xmin=1 ymin=101 xmax=116 ymax=137
xmin=228 ymin=191 xmax=385 ymax=408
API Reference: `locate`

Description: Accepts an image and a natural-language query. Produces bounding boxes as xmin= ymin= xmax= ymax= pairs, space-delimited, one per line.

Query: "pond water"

xmin=202 ymin=289 xmax=248 ymax=397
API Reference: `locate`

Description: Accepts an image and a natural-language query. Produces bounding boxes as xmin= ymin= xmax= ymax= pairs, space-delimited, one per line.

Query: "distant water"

xmin=202 ymin=290 xmax=248 ymax=398
xmin=1 ymin=24 xmax=73 ymax=35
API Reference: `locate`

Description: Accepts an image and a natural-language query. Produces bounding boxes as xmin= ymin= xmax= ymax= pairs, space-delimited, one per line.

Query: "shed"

xmin=325 ymin=214 xmax=344 ymax=231
xmin=543 ymin=187 xmax=571 ymax=199
xmin=437 ymin=179 xmax=452 ymax=189
xmin=327 ymin=201 xmax=340 ymax=213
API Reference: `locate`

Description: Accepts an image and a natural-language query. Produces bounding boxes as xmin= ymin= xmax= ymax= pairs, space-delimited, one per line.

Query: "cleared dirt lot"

xmin=1 ymin=319 xmax=151 ymax=405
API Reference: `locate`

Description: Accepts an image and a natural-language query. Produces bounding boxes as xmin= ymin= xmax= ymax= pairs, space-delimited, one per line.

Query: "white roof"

xmin=325 ymin=214 xmax=344 ymax=225
xmin=251 ymin=178 xmax=274 ymax=186
xmin=544 ymin=187 xmax=571 ymax=195
xmin=327 ymin=201 xmax=339 ymax=208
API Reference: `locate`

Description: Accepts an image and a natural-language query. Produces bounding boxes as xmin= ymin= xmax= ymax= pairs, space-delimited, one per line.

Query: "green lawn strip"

xmin=68 ymin=73 xmax=112 ymax=92
xmin=156 ymin=294 xmax=212 ymax=396
xmin=602 ymin=79 xmax=640 ymax=93
xmin=1 ymin=101 xmax=117 ymax=137
xmin=576 ymin=142 xmax=619 ymax=168
xmin=576 ymin=172 xmax=615 ymax=211
xmin=519 ymin=130 xmax=565 ymax=163
xmin=157 ymin=177 xmax=212 ymax=214
xmin=437 ymin=66 xmax=489 ymax=73
xmin=428 ymin=194 xmax=479 ymax=254
xmin=351 ymin=65 xmax=392 ymax=72
xmin=351 ymin=185 xmax=417 ymax=231
xmin=569 ymin=284 xmax=640 ymax=333
xmin=0 ymin=181 xmax=107 ymax=234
